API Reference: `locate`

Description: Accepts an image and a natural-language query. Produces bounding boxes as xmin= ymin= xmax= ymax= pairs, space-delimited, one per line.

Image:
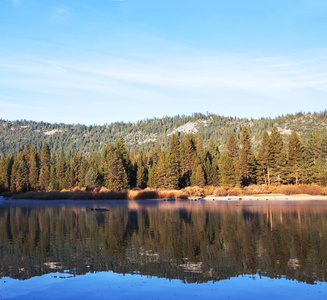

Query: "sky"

xmin=0 ymin=0 xmax=327 ymax=125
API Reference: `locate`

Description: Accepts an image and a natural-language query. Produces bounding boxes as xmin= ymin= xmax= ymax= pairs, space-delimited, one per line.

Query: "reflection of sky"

xmin=1 ymin=272 xmax=326 ymax=300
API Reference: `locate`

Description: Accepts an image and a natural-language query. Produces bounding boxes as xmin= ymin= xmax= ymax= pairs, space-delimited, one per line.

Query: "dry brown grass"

xmin=274 ymin=184 xmax=324 ymax=196
xmin=11 ymin=187 xmax=188 ymax=200
xmin=9 ymin=184 xmax=327 ymax=200
xmin=213 ymin=187 xmax=228 ymax=196
xmin=242 ymin=185 xmax=270 ymax=195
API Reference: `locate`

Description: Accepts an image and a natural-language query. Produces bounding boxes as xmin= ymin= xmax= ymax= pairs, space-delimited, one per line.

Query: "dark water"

xmin=1 ymin=199 xmax=327 ymax=299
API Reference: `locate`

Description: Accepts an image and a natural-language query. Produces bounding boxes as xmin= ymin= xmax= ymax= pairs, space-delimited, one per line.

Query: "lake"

xmin=1 ymin=199 xmax=327 ymax=299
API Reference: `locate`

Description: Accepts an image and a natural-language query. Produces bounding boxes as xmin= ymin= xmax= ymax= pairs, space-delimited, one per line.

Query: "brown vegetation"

xmin=11 ymin=187 xmax=188 ymax=200
xmin=9 ymin=184 xmax=327 ymax=200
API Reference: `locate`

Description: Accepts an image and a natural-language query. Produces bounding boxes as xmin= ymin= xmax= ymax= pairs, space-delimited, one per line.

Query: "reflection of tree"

xmin=0 ymin=202 xmax=327 ymax=284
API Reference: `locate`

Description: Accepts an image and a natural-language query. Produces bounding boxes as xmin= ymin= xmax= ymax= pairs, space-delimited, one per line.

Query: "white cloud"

xmin=51 ymin=5 xmax=70 ymax=20
xmin=11 ymin=0 xmax=20 ymax=6
xmin=0 ymin=48 xmax=326 ymax=124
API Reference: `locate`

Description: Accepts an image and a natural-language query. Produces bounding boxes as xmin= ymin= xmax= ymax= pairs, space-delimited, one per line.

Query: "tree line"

xmin=0 ymin=126 xmax=326 ymax=193
xmin=1 ymin=111 xmax=327 ymax=158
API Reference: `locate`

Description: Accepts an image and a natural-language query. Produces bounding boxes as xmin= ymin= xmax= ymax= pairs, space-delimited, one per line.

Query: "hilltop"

xmin=1 ymin=111 xmax=327 ymax=156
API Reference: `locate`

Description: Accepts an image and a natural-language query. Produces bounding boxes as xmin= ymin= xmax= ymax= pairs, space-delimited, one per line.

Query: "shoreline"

xmin=2 ymin=195 xmax=327 ymax=202
xmin=189 ymin=195 xmax=327 ymax=201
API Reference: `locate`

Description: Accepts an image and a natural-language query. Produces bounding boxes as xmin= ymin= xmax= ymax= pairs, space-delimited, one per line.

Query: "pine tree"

xmin=287 ymin=131 xmax=303 ymax=184
xmin=195 ymin=164 xmax=206 ymax=187
xmin=71 ymin=153 xmax=81 ymax=187
xmin=147 ymin=164 xmax=158 ymax=188
xmin=256 ymin=132 xmax=271 ymax=185
xmin=155 ymin=152 xmax=167 ymax=188
xmin=239 ymin=127 xmax=256 ymax=186
xmin=49 ymin=153 xmax=57 ymax=190
xmin=29 ymin=147 xmax=39 ymax=191
xmin=56 ymin=152 xmax=66 ymax=190
xmin=105 ymin=151 xmax=128 ymax=191
xmin=39 ymin=143 xmax=51 ymax=190
xmin=306 ymin=130 xmax=324 ymax=182
xmin=85 ymin=166 xmax=98 ymax=190
xmin=165 ymin=152 xmax=179 ymax=189
xmin=136 ymin=150 xmax=147 ymax=189
xmin=205 ymin=137 xmax=220 ymax=162
xmin=169 ymin=134 xmax=181 ymax=176
xmin=226 ymin=133 xmax=239 ymax=160
xmin=0 ymin=156 xmax=7 ymax=192
xmin=270 ymin=127 xmax=287 ymax=185
xmin=116 ymin=137 xmax=131 ymax=185
xmin=16 ymin=158 xmax=28 ymax=192
xmin=219 ymin=151 xmax=236 ymax=187
xmin=79 ymin=157 xmax=89 ymax=188
xmin=182 ymin=135 xmax=195 ymax=180
xmin=196 ymin=133 xmax=203 ymax=158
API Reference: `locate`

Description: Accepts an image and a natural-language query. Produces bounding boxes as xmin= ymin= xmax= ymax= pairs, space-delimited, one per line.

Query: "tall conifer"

xmin=239 ymin=127 xmax=256 ymax=186
xmin=270 ymin=127 xmax=287 ymax=185
xmin=287 ymin=131 xmax=303 ymax=184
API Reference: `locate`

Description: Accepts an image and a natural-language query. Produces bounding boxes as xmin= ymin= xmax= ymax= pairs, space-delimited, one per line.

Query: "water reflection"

xmin=1 ymin=200 xmax=327 ymax=285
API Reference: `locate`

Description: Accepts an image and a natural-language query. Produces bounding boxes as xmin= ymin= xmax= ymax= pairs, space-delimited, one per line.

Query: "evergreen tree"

xmin=0 ymin=156 xmax=7 ymax=192
xmin=56 ymin=152 xmax=66 ymax=190
xmin=39 ymin=143 xmax=51 ymax=190
xmin=306 ymin=130 xmax=324 ymax=182
xmin=226 ymin=133 xmax=239 ymax=160
xmin=219 ymin=151 xmax=237 ymax=187
xmin=195 ymin=164 xmax=206 ymax=187
xmin=29 ymin=147 xmax=39 ymax=191
xmin=155 ymin=152 xmax=167 ymax=188
xmin=79 ymin=157 xmax=89 ymax=188
xmin=116 ymin=137 xmax=132 ymax=185
xmin=105 ymin=151 xmax=128 ymax=191
xmin=181 ymin=135 xmax=195 ymax=184
xmin=239 ymin=127 xmax=256 ymax=186
xmin=205 ymin=137 xmax=220 ymax=162
xmin=16 ymin=158 xmax=28 ymax=192
xmin=136 ymin=150 xmax=147 ymax=189
xmin=270 ymin=127 xmax=287 ymax=185
xmin=196 ymin=133 xmax=204 ymax=158
xmin=256 ymin=132 xmax=271 ymax=185
xmin=287 ymin=131 xmax=303 ymax=184
xmin=71 ymin=153 xmax=81 ymax=187
xmin=169 ymin=134 xmax=181 ymax=176
xmin=85 ymin=166 xmax=98 ymax=190
xmin=165 ymin=152 xmax=179 ymax=189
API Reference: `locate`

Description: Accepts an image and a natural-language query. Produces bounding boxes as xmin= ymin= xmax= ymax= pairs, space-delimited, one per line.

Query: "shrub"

xmin=213 ymin=187 xmax=228 ymax=196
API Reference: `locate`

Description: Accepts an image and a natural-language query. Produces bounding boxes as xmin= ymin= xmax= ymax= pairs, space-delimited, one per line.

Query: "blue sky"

xmin=1 ymin=0 xmax=326 ymax=125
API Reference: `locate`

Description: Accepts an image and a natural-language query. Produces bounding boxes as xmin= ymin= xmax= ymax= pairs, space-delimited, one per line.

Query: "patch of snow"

xmin=44 ymin=129 xmax=62 ymax=135
xmin=20 ymin=125 xmax=30 ymax=128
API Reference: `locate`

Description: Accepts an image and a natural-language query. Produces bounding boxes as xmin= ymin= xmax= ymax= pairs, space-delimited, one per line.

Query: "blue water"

xmin=1 ymin=199 xmax=327 ymax=299
xmin=1 ymin=272 xmax=326 ymax=300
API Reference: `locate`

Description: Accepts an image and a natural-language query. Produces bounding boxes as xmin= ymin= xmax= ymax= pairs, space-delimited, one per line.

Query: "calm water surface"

xmin=1 ymin=199 xmax=327 ymax=299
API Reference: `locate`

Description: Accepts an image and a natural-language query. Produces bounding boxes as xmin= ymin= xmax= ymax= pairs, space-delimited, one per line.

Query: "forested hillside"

xmin=1 ymin=123 xmax=326 ymax=194
xmin=1 ymin=111 xmax=327 ymax=157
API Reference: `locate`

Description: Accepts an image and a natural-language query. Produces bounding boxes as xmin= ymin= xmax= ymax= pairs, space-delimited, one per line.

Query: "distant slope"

xmin=1 ymin=111 xmax=327 ymax=156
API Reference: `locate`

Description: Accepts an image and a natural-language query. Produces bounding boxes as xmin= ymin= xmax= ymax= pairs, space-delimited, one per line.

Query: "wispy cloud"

xmin=51 ymin=5 xmax=70 ymax=20
xmin=11 ymin=0 xmax=20 ymax=6
xmin=0 ymin=48 xmax=326 ymax=123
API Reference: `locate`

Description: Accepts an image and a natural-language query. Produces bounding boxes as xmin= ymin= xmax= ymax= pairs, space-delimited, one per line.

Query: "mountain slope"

xmin=1 ymin=111 xmax=326 ymax=156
